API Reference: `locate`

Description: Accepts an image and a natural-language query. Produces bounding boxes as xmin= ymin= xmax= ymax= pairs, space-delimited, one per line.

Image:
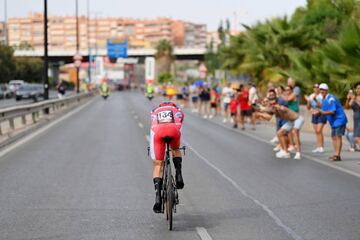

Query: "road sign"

xmin=145 ymin=57 xmax=155 ymax=84
xmin=107 ymin=40 xmax=128 ymax=58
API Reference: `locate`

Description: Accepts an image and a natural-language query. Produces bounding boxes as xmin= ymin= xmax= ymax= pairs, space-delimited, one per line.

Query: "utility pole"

xmin=87 ymin=0 xmax=91 ymax=83
xmin=43 ymin=0 xmax=49 ymax=101
xmin=76 ymin=0 xmax=80 ymax=93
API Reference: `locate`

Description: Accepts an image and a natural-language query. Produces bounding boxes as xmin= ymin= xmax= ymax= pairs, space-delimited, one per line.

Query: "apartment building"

xmin=0 ymin=22 xmax=6 ymax=44
xmin=7 ymin=13 xmax=207 ymax=51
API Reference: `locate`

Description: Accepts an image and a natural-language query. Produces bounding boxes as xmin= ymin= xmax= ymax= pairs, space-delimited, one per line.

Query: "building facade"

xmin=7 ymin=13 xmax=207 ymax=51
xmin=0 ymin=22 xmax=6 ymax=44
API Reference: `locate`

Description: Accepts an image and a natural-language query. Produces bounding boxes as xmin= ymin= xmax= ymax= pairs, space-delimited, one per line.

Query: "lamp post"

xmin=43 ymin=0 xmax=49 ymax=101
xmin=87 ymin=0 xmax=91 ymax=83
xmin=76 ymin=0 xmax=80 ymax=93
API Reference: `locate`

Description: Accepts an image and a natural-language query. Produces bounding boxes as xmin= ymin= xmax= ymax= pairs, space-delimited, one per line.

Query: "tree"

xmin=204 ymin=40 xmax=220 ymax=76
xmin=14 ymin=57 xmax=43 ymax=83
xmin=155 ymin=39 xmax=174 ymax=77
xmin=0 ymin=44 xmax=16 ymax=83
xmin=216 ymin=0 xmax=360 ymax=97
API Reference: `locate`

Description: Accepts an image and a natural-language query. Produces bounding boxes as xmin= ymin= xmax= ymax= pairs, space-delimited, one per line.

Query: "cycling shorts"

xmin=150 ymin=124 xmax=181 ymax=160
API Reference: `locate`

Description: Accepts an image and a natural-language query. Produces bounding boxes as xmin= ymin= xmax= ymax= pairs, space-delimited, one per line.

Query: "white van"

xmin=8 ymin=80 xmax=25 ymax=94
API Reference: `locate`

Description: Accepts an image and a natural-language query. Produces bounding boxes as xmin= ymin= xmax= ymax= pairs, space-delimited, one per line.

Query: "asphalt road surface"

xmin=0 ymin=91 xmax=359 ymax=240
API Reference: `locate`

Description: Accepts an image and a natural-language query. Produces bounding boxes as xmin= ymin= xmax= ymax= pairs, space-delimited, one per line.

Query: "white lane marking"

xmin=209 ymin=120 xmax=360 ymax=179
xmin=184 ymin=139 xmax=303 ymax=240
xmin=0 ymin=99 xmax=94 ymax=159
xmin=145 ymin=135 xmax=150 ymax=143
xmin=138 ymin=123 xmax=144 ymax=129
xmin=196 ymin=227 xmax=213 ymax=240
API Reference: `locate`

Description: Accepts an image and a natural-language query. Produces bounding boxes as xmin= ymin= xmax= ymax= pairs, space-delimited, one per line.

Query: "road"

xmin=0 ymin=92 xmax=359 ymax=240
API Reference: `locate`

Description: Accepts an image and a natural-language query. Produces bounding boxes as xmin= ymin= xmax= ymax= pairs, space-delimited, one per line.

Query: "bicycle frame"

xmin=147 ymin=142 xmax=185 ymax=230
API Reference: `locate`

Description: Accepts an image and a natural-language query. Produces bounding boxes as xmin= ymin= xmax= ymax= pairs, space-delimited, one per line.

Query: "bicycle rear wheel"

xmin=166 ymin=179 xmax=174 ymax=230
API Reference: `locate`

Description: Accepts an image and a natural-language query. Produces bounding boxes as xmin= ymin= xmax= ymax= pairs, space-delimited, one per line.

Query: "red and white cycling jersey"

xmin=150 ymin=106 xmax=184 ymax=160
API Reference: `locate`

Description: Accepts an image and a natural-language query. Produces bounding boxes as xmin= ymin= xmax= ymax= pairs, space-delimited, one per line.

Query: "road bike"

xmin=148 ymin=137 xmax=186 ymax=230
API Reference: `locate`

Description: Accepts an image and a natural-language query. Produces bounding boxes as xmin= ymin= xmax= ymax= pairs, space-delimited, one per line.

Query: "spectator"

xmin=345 ymin=82 xmax=360 ymax=158
xmin=345 ymin=127 xmax=359 ymax=152
xmin=222 ymin=83 xmax=234 ymax=123
xmin=315 ymin=83 xmax=347 ymax=161
xmin=181 ymin=85 xmax=189 ymax=108
xmin=56 ymin=80 xmax=66 ymax=99
xmin=256 ymin=99 xmax=304 ymax=159
xmin=268 ymin=83 xmax=278 ymax=143
xmin=272 ymin=86 xmax=288 ymax=152
xmin=305 ymin=83 xmax=326 ymax=153
xmin=267 ymin=82 xmax=275 ymax=93
xmin=238 ymin=84 xmax=256 ymax=130
xmin=216 ymin=84 xmax=222 ymax=115
xmin=210 ymin=84 xmax=220 ymax=118
xmin=249 ymin=83 xmax=259 ymax=106
xmin=283 ymin=85 xmax=299 ymax=152
xmin=255 ymin=98 xmax=304 ymax=159
xmin=288 ymin=77 xmax=301 ymax=104
xmin=199 ymin=83 xmax=211 ymax=118
xmin=189 ymin=84 xmax=199 ymax=112
xmin=229 ymin=94 xmax=239 ymax=128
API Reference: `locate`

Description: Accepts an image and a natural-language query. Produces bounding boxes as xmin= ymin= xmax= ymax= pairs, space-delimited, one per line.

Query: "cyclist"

xmin=146 ymin=84 xmax=154 ymax=100
xmin=150 ymin=102 xmax=184 ymax=213
xmin=100 ymin=80 xmax=110 ymax=98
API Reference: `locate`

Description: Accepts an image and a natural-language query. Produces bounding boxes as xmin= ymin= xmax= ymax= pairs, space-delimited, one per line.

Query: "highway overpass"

xmin=14 ymin=47 xmax=207 ymax=63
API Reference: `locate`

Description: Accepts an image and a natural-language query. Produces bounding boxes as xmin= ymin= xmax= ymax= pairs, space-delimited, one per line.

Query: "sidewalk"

xmin=186 ymin=109 xmax=360 ymax=177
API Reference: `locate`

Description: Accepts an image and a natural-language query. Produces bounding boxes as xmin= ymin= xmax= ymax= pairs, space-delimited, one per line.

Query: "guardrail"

xmin=0 ymin=92 xmax=94 ymax=135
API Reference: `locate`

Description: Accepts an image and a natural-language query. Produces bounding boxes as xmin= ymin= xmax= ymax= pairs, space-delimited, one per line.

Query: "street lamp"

xmin=87 ymin=0 xmax=91 ymax=83
xmin=76 ymin=0 xmax=80 ymax=93
xmin=43 ymin=0 xmax=49 ymax=101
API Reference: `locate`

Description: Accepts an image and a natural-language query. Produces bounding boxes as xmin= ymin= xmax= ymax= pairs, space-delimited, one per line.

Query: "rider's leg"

xmin=153 ymin=160 xmax=164 ymax=213
xmin=151 ymin=130 xmax=166 ymax=213
xmin=172 ymin=149 xmax=184 ymax=189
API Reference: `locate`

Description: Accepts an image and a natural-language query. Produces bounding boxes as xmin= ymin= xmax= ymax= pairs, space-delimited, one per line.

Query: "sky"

xmin=1 ymin=0 xmax=307 ymax=31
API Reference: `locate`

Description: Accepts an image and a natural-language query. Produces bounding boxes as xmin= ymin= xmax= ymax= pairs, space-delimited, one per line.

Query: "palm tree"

xmin=155 ymin=39 xmax=174 ymax=76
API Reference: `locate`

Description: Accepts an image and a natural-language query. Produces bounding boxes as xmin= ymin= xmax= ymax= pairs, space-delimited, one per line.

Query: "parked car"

xmin=0 ymin=88 xmax=5 ymax=99
xmin=15 ymin=84 xmax=43 ymax=102
xmin=0 ymin=84 xmax=13 ymax=99
xmin=8 ymin=80 xmax=25 ymax=96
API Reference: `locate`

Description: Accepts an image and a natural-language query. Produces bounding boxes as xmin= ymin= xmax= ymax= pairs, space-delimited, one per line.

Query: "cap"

xmin=319 ymin=83 xmax=329 ymax=90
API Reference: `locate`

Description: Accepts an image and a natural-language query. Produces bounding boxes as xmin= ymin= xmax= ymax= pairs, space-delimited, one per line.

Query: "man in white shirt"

xmin=222 ymin=83 xmax=234 ymax=123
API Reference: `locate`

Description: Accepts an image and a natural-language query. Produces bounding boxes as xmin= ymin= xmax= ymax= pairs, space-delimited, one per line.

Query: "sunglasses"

xmin=314 ymin=85 xmax=319 ymax=88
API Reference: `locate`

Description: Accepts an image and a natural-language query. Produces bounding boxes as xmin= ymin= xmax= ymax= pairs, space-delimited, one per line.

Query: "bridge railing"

xmin=0 ymin=92 xmax=94 ymax=135
xmin=14 ymin=47 xmax=207 ymax=57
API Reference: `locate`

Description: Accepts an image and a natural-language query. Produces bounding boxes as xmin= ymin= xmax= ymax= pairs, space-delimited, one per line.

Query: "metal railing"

xmin=0 ymin=92 xmax=94 ymax=135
